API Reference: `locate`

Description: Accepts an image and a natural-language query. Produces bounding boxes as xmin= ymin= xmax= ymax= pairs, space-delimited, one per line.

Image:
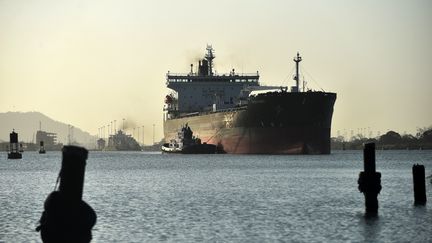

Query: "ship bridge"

xmin=165 ymin=46 xmax=261 ymax=114
xmin=166 ymin=45 xmax=259 ymax=85
xmin=166 ymin=72 xmax=259 ymax=85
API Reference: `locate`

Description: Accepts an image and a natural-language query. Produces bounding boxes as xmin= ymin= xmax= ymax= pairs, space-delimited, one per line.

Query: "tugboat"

xmin=161 ymin=124 xmax=217 ymax=154
xmin=8 ymin=129 xmax=22 ymax=159
xmin=39 ymin=141 xmax=46 ymax=154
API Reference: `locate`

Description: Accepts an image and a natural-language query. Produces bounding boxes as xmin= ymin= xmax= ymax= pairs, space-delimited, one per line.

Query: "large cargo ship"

xmin=163 ymin=46 xmax=336 ymax=154
xmin=104 ymin=130 xmax=141 ymax=151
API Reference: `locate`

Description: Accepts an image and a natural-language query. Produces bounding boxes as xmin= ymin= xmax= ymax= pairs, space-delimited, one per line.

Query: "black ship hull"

xmin=164 ymin=92 xmax=336 ymax=154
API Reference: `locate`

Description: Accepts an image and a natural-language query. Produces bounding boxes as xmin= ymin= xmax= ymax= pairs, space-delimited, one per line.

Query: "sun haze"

xmin=1 ymin=0 xmax=431 ymax=142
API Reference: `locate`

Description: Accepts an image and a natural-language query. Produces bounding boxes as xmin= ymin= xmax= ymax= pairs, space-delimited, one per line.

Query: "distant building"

xmin=35 ymin=130 xmax=62 ymax=150
xmin=36 ymin=130 xmax=57 ymax=146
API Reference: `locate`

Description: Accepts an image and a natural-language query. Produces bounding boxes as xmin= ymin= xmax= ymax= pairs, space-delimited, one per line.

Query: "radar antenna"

xmin=205 ymin=45 xmax=215 ymax=76
xmin=293 ymin=52 xmax=302 ymax=92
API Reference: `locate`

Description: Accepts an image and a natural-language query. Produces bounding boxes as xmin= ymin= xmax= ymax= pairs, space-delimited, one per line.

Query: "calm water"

xmin=1 ymin=150 xmax=431 ymax=242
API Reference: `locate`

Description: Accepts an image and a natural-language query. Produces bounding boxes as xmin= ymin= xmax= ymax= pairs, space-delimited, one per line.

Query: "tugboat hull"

xmin=161 ymin=143 xmax=217 ymax=154
xmin=8 ymin=153 xmax=22 ymax=159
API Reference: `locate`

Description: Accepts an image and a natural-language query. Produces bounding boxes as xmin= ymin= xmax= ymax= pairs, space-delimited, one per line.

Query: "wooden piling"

xmin=59 ymin=146 xmax=88 ymax=203
xmin=37 ymin=145 xmax=96 ymax=243
xmin=412 ymin=164 xmax=427 ymax=205
xmin=358 ymin=143 xmax=382 ymax=215
xmin=363 ymin=143 xmax=375 ymax=173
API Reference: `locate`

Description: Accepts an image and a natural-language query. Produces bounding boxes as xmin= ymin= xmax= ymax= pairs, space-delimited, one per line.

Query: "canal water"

xmin=1 ymin=150 xmax=431 ymax=242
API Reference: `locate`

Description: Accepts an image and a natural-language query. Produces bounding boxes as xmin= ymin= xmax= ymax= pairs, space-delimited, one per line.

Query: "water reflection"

xmin=358 ymin=213 xmax=381 ymax=242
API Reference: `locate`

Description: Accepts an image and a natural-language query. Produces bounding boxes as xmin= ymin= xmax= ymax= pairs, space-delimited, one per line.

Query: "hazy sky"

xmin=1 ymin=0 xmax=431 ymax=143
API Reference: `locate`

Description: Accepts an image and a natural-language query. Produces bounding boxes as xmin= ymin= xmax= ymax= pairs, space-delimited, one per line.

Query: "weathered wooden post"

xmin=412 ymin=164 xmax=427 ymax=205
xmin=36 ymin=146 xmax=96 ymax=243
xmin=358 ymin=143 xmax=382 ymax=215
xmin=59 ymin=146 xmax=87 ymax=202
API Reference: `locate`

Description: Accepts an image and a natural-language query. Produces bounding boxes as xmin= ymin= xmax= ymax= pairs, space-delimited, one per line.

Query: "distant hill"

xmin=0 ymin=111 xmax=96 ymax=148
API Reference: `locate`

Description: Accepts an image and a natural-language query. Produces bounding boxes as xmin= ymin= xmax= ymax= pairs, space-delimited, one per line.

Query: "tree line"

xmin=331 ymin=127 xmax=432 ymax=150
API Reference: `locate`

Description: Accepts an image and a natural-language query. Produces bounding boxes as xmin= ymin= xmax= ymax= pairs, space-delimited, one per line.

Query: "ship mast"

xmin=205 ymin=45 xmax=215 ymax=76
xmin=293 ymin=52 xmax=302 ymax=92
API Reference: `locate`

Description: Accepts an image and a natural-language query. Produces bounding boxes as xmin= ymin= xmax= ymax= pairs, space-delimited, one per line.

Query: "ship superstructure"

xmin=36 ymin=130 xmax=62 ymax=151
xmin=163 ymin=46 xmax=336 ymax=154
xmin=165 ymin=46 xmax=260 ymax=117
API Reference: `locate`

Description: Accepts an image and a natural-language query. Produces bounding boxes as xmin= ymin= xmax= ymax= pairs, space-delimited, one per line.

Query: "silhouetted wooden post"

xmin=59 ymin=146 xmax=87 ymax=202
xmin=412 ymin=164 xmax=427 ymax=205
xmin=36 ymin=146 xmax=96 ymax=243
xmin=358 ymin=143 xmax=382 ymax=215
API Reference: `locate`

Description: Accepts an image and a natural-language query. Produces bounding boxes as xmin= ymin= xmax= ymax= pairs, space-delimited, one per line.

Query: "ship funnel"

xmin=198 ymin=59 xmax=209 ymax=76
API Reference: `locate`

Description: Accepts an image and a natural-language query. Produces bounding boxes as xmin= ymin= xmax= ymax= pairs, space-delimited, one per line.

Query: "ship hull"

xmin=164 ymin=92 xmax=336 ymax=154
